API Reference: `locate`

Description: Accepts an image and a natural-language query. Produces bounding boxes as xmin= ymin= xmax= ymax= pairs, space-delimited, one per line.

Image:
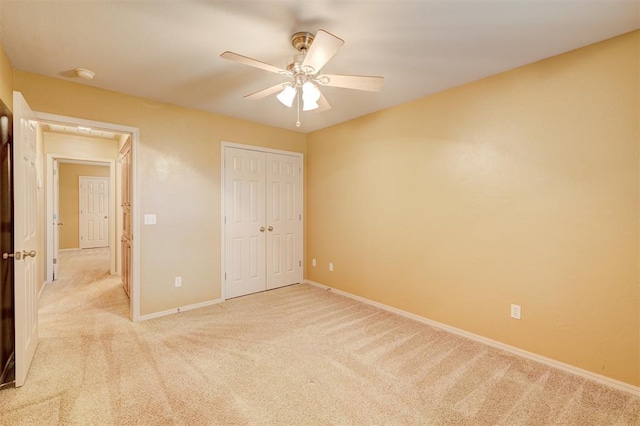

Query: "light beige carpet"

xmin=0 ymin=248 xmax=638 ymax=425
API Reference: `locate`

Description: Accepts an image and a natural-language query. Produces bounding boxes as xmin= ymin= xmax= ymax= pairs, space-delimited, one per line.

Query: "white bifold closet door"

xmin=224 ymin=146 xmax=303 ymax=299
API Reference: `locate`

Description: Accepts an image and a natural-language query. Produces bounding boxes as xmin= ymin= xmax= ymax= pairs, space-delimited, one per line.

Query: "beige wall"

xmin=0 ymin=41 xmax=12 ymax=110
xmin=15 ymin=71 xmax=307 ymax=315
xmin=307 ymin=31 xmax=640 ymax=386
xmin=58 ymin=164 xmax=110 ymax=249
xmin=45 ymin=132 xmax=119 ymax=159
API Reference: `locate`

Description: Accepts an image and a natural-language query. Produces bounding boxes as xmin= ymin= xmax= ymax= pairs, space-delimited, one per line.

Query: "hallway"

xmin=42 ymin=248 xmax=127 ymax=319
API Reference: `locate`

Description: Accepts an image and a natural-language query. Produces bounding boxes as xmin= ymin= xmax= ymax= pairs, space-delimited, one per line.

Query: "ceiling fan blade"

xmin=319 ymin=74 xmax=384 ymax=92
xmin=316 ymin=92 xmax=331 ymax=112
xmin=244 ymin=84 xmax=286 ymax=100
xmin=220 ymin=51 xmax=289 ymax=75
xmin=301 ymin=30 xmax=344 ymax=74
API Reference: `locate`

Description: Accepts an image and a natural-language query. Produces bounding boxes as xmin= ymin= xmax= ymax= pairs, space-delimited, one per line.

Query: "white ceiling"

xmin=1 ymin=1 xmax=638 ymax=133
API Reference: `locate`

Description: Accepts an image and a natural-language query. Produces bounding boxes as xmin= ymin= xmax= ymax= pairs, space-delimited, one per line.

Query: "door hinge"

xmin=299 ymin=214 xmax=301 ymax=221
xmin=53 ymin=258 xmax=57 ymax=265
xmin=224 ymin=272 xmax=227 ymax=280
xmin=224 ymin=216 xmax=226 ymax=224
xmin=299 ymin=260 xmax=302 ymax=267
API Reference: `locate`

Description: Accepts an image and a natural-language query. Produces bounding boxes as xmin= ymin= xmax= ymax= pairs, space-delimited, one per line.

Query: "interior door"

xmin=224 ymin=147 xmax=266 ymax=299
xmin=13 ymin=91 xmax=38 ymax=387
xmin=266 ymin=153 xmax=302 ymax=290
xmin=79 ymin=176 xmax=109 ymax=249
xmin=119 ymin=140 xmax=132 ymax=299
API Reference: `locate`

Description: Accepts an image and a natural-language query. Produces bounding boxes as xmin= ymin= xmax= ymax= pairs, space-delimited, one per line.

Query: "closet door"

xmin=224 ymin=148 xmax=266 ymax=299
xmin=224 ymin=147 xmax=302 ymax=299
xmin=266 ymin=153 xmax=302 ymax=290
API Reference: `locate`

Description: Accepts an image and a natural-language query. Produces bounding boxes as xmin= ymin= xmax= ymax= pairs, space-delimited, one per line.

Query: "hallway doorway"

xmin=35 ymin=112 xmax=140 ymax=321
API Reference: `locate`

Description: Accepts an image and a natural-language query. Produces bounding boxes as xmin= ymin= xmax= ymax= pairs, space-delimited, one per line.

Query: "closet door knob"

xmin=267 ymin=226 xmax=273 ymax=232
xmin=259 ymin=227 xmax=265 ymax=233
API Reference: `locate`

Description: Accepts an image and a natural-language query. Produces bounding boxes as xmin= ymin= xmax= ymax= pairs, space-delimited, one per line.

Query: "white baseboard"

xmin=139 ymin=298 xmax=224 ymax=321
xmin=304 ymin=279 xmax=640 ymax=397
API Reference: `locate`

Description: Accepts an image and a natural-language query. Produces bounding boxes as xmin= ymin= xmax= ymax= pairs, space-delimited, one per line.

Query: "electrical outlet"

xmin=510 ymin=304 xmax=521 ymax=320
xmin=329 ymin=262 xmax=334 ymax=272
xmin=175 ymin=276 xmax=182 ymax=288
xmin=312 ymin=258 xmax=316 ymax=267
xmin=144 ymin=214 xmax=157 ymax=225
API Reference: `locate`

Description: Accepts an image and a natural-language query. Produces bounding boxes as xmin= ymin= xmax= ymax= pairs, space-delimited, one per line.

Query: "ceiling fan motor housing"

xmin=291 ymin=32 xmax=314 ymax=52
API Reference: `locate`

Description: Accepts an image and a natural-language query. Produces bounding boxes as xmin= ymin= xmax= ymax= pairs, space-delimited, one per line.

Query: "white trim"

xmin=220 ymin=144 xmax=226 ymax=301
xmin=36 ymin=112 xmax=141 ymax=322
xmin=220 ymin=141 xmax=304 ymax=302
xmin=138 ymin=298 xmax=224 ymax=321
xmin=304 ymin=279 xmax=640 ymax=397
xmin=222 ymin=141 xmax=304 ymax=157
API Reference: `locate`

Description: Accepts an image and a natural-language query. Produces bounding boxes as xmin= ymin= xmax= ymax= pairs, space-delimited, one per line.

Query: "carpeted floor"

xmin=0 ymin=248 xmax=638 ymax=425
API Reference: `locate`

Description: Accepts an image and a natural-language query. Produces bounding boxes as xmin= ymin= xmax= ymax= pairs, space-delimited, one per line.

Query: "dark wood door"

xmin=0 ymin=98 xmax=14 ymax=386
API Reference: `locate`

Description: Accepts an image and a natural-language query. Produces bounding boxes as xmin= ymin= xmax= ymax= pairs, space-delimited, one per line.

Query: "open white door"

xmin=13 ymin=91 xmax=38 ymax=387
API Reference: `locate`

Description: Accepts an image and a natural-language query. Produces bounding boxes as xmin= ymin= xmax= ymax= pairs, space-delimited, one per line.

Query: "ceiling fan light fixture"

xmin=302 ymin=82 xmax=321 ymax=111
xmin=302 ymin=100 xmax=319 ymax=111
xmin=276 ymin=85 xmax=297 ymax=107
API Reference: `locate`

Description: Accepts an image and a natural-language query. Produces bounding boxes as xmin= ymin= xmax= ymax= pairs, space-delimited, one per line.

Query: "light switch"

xmin=144 ymin=214 xmax=157 ymax=225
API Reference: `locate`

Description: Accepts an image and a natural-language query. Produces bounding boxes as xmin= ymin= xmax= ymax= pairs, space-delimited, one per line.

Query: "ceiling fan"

xmin=220 ymin=29 xmax=384 ymax=127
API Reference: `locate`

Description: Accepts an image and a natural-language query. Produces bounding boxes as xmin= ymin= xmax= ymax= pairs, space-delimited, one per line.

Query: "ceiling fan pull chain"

xmin=296 ymin=90 xmax=301 ymax=127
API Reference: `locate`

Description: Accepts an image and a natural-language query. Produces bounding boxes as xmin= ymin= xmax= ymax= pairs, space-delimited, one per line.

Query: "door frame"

xmin=48 ymin=158 xmax=114 ymax=268
xmin=36 ymin=112 xmax=141 ymax=321
xmin=220 ymin=141 xmax=304 ymax=301
xmin=52 ymin=160 xmax=59 ymax=280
